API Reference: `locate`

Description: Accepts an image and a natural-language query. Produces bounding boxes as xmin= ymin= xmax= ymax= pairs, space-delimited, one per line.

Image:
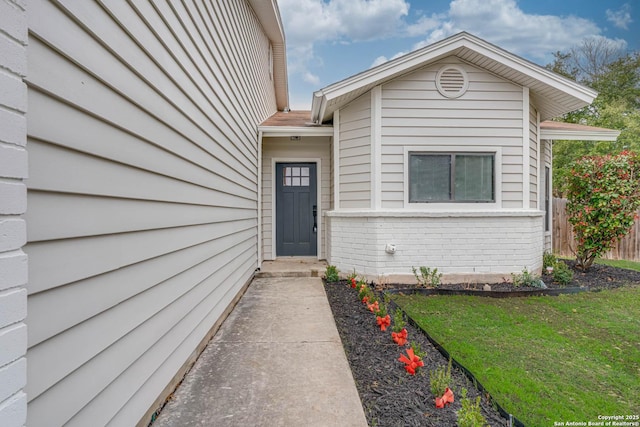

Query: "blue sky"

xmin=277 ymin=0 xmax=639 ymax=110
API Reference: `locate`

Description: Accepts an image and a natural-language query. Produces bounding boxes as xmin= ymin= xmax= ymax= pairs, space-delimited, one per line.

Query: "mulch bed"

xmin=324 ymin=261 xmax=640 ymax=426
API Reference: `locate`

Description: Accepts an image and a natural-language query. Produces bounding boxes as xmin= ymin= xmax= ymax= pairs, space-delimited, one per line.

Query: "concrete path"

xmin=153 ymin=273 xmax=368 ymax=427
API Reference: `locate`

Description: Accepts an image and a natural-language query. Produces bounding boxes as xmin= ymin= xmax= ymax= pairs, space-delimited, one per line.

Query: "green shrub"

xmin=457 ymin=388 xmax=488 ymax=427
xmin=412 ymin=266 xmax=443 ymax=288
xmin=543 ymin=252 xmax=557 ymax=270
xmin=553 ymin=261 xmax=574 ymax=285
xmin=429 ymin=358 xmax=452 ymax=397
xmin=324 ymin=265 xmax=339 ymax=282
xmin=566 ymin=152 xmax=640 ymax=270
xmin=346 ymin=269 xmax=357 ymax=282
xmin=511 ymin=268 xmax=546 ymax=288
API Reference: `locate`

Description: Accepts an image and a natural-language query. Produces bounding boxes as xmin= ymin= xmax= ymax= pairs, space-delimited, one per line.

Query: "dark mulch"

xmin=324 ymin=261 xmax=640 ymax=426
xmin=325 ymin=281 xmax=508 ymax=427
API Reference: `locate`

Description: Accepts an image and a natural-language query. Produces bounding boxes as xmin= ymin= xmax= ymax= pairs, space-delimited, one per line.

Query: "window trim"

xmin=403 ymin=146 xmax=502 ymax=210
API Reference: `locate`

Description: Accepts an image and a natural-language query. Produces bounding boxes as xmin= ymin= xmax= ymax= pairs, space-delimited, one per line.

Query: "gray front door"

xmin=276 ymin=163 xmax=317 ymax=256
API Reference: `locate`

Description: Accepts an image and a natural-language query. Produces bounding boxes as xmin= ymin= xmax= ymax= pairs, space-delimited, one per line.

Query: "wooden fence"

xmin=552 ymin=198 xmax=640 ymax=261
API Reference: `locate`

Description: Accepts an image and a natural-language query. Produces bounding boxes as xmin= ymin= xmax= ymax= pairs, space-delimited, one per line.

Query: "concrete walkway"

xmin=153 ymin=261 xmax=368 ymax=427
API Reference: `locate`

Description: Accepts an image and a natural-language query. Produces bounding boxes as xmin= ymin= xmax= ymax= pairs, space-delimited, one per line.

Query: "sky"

xmin=277 ymin=0 xmax=639 ymax=110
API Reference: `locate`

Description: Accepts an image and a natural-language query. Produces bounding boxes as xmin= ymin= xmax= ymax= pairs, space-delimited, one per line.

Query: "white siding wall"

xmin=261 ymin=137 xmax=331 ymax=260
xmin=339 ymin=92 xmax=371 ymax=208
xmin=529 ymin=103 xmax=539 ymax=208
xmin=0 ymin=1 xmax=28 ymax=426
xmin=23 ymin=1 xmax=276 ymax=426
xmin=327 ymin=211 xmax=544 ymax=281
xmin=380 ymin=57 xmax=524 ymax=208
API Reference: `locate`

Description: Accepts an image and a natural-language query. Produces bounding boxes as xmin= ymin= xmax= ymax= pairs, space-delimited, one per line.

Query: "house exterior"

xmin=0 ymin=1 xmax=286 ymax=426
xmin=0 ymin=2 xmax=621 ymax=427
xmin=259 ymin=32 xmax=619 ymax=283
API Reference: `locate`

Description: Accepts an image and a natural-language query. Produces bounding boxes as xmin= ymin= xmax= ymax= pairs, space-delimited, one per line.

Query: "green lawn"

xmin=594 ymin=258 xmax=640 ymax=272
xmin=394 ymin=287 xmax=640 ymax=426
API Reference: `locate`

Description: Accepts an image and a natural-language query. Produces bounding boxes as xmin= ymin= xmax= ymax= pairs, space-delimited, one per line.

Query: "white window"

xmin=409 ymin=153 xmax=494 ymax=203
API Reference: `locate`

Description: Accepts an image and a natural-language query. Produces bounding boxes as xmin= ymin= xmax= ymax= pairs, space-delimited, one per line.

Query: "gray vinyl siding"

xmin=529 ymin=103 xmax=539 ymax=208
xmin=380 ymin=57 xmax=524 ymax=208
xmin=24 ymin=1 xmax=275 ymax=426
xmin=261 ymin=137 xmax=332 ymax=260
xmin=339 ymin=92 xmax=372 ymax=208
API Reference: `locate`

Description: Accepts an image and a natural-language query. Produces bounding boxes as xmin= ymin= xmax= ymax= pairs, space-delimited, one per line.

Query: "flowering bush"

xmin=566 ymin=151 xmax=640 ymax=270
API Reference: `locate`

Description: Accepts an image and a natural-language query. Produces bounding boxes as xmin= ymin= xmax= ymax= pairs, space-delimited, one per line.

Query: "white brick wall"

xmin=327 ymin=210 xmax=544 ymax=283
xmin=0 ymin=0 xmax=28 ymax=425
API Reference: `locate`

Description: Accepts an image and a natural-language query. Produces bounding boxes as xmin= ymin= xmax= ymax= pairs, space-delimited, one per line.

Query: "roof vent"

xmin=436 ymin=65 xmax=468 ymax=98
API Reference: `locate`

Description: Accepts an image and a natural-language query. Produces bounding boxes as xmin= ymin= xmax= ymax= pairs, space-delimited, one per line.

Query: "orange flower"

xmin=376 ymin=314 xmax=390 ymax=331
xmin=350 ymin=278 xmax=357 ymax=288
xmin=398 ymin=348 xmax=424 ymax=375
xmin=367 ymin=301 xmax=380 ymax=313
xmin=392 ymin=328 xmax=408 ymax=346
xmin=435 ymin=387 xmax=455 ymax=408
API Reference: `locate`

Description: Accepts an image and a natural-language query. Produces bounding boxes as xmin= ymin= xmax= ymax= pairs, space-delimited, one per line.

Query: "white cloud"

xmin=303 ymin=71 xmax=321 ymax=85
xmin=279 ymin=0 xmax=410 ymax=86
xmin=370 ymin=51 xmax=408 ymax=68
xmin=412 ymin=0 xmax=612 ymax=61
xmin=606 ymin=4 xmax=633 ymax=30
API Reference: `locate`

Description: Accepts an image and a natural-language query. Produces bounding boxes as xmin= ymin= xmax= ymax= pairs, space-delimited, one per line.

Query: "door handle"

xmin=312 ymin=205 xmax=317 ymax=233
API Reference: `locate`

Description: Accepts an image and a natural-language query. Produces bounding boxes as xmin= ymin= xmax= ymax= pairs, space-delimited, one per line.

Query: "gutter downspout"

xmin=257 ymin=130 xmax=263 ymax=267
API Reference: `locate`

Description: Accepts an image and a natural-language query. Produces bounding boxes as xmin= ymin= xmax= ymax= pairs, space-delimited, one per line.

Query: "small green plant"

xmin=410 ymin=340 xmax=426 ymax=360
xmin=511 ymin=267 xmax=545 ymax=288
xmin=412 ymin=266 xmax=443 ymax=288
xmin=553 ymin=260 xmax=574 ymax=285
xmin=346 ymin=269 xmax=357 ymax=282
xmin=543 ymin=252 xmax=557 ymax=270
xmin=429 ymin=358 xmax=452 ymax=398
xmin=392 ymin=308 xmax=406 ymax=333
xmin=324 ymin=265 xmax=339 ymax=282
xmin=457 ymin=388 xmax=488 ymax=427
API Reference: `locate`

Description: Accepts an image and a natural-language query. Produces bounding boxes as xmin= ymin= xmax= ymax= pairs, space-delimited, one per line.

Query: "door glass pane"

xmin=292 ymin=177 xmax=301 ymax=186
xmin=409 ymin=154 xmax=451 ymax=202
xmin=454 ymin=155 xmax=493 ymax=201
xmin=301 ymin=177 xmax=310 ymax=186
xmin=292 ymin=167 xmax=300 ymax=177
xmin=301 ymin=167 xmax=309 ymax=177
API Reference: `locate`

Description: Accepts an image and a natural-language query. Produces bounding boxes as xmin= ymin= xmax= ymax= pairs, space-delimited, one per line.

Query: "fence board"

xmin=552 ymin=198 xmax=640 ymax=261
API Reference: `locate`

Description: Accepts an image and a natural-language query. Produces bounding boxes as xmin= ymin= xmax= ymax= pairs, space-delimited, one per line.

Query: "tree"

xmin=565 ymin=152 xmax=640 ymax=270
xmin=547 ymin=39 xmax=640 ymax=196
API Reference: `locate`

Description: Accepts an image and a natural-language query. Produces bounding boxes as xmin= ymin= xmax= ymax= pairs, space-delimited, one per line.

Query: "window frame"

xmin=403 ymin=146 xmax=502 ymax=209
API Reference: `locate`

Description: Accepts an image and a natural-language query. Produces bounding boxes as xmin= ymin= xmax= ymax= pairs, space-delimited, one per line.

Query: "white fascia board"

xmin=258 ymin=126 xmax=334 ymax=137
xmin=311 ymin=32 xmax=597 ymax=123
xmin=540 ymin=129 xmax=620 ymax=141
xmin=467 ymin=37 xmax=597 ymax=103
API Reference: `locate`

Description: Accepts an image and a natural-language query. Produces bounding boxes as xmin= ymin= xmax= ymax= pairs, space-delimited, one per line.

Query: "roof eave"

xmin=540 ymin=129 xmax=621 ymax=141
xmin=311 ymin=32 xmax=598 ymax=123
xmin=258 ymin=125 xmax=334 ymax=137
xmin=248 ymin=0 xmax=289 ymax=110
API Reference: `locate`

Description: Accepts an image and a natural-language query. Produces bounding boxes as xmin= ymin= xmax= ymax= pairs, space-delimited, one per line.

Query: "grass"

xmin=558 ymin=256 xmax=640 ymax=272
xmin=593 ymin=258 xmax=640 ymax=272
xmin=394 ymin=287 xmax=640 ymax=426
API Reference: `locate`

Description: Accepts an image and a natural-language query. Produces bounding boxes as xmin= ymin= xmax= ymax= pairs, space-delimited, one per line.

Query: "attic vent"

xmin=436 ymin=65 xmax=468 ymax=98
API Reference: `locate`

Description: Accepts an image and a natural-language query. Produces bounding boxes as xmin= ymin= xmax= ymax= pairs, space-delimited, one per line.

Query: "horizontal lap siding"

xmin=24 ymin=1 xmax=275 ymax=426
xmin=261 ymin=137 xmax=331 ymax=260
xmin=380 ymin=57 xmax=523 ymax=208
xmin=339 ymin=92 xmax=371 ymax=208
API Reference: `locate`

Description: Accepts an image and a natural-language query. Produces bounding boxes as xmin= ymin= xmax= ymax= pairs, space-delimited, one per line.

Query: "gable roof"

xmin=248 ymin=0 xmax=288 ymax=110
xmin=310 ymin=32 xmax=597 ymax=124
